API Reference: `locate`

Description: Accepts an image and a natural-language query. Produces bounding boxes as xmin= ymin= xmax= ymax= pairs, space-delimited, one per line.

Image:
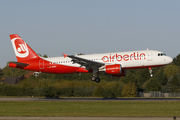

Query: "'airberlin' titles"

xmin=102 ymin=52 xmax=146 ymax=62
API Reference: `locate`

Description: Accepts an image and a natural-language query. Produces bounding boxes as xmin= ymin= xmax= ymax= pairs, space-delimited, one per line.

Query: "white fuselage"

xmin=43 ymin=50 xmax=172 ymax=70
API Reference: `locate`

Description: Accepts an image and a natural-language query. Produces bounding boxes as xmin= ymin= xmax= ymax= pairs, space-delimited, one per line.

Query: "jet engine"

xmin=105 ymin=64 xmax=126 ymax=77
xmin=105 ymin=64 xmax=121 ymax=74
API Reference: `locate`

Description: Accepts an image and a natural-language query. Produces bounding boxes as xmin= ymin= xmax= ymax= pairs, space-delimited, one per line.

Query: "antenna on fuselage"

xmin=146 ymin=48 xmax=149 ymax=50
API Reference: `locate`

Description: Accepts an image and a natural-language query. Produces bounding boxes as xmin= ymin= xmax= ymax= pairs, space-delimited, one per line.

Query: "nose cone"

xmin=166 ymin=56 xmax=173 ymax=64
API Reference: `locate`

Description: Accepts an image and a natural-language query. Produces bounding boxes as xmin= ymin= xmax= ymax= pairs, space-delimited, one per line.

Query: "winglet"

xmin=63 ymin=53 xmax=68 ymax=58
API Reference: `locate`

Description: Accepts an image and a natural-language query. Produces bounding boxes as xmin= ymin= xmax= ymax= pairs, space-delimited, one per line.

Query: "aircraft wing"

xmin=63 ymin=53 xmax=104 ymax=71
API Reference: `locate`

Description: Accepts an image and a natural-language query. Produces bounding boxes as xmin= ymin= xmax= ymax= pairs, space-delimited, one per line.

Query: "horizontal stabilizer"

xmin=9 ymin=62 xmax=29 ymax=68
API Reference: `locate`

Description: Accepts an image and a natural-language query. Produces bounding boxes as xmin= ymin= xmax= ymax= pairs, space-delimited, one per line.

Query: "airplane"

xmin=9 ymin=34 xmax=173 ymax=83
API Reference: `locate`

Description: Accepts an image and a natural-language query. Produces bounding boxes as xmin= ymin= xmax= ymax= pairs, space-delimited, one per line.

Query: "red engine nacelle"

xmin=105 ymin=64 xmax=126 ymax=77
xmin=105 ymin=64 xmax=122 ymax=75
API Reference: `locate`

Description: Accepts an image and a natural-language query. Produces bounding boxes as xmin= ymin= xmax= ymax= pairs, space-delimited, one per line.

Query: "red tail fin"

xmin=10 ymin=34 xmax=40 ymax=62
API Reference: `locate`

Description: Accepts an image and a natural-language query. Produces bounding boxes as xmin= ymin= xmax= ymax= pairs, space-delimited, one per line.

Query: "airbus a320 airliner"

xmin=9 ymin=34 xmax=173 ymax=83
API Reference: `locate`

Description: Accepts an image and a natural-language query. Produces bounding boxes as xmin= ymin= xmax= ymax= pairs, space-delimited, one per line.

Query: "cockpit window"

xmin=158 ymin=53 xmax=166 ymax=56
xmin=162 ymin=53 xmax=166 ymax=56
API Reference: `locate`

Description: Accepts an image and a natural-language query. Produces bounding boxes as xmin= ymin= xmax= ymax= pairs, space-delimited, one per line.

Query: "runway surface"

xmin=0 ymin=97 xmax=180 ymax=101
xmin=0 ymin=117 xmax=177 ymax=120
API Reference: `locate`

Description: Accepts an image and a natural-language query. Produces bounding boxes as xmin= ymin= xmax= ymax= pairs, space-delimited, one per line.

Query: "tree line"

xmin=0 ymin=54 xmax=180 ymax=97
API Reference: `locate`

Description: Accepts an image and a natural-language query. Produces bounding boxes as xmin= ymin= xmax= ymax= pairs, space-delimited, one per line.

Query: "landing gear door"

xmin=147 ymin=51 xmax=153 ymax=61
xmin=39 ymin=59 xmax=44 ymax=69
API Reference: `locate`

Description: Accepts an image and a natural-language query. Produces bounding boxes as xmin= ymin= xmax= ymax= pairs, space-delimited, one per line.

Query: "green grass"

xmin=0 ymin=101 xmax=180 ymax=117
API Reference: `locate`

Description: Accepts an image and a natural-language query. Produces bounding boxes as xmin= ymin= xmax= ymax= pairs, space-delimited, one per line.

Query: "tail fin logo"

xmin=11 ymin=37 xmax=29 ymax=58
xmin=17 ymin=44 xmax=27 ymax=53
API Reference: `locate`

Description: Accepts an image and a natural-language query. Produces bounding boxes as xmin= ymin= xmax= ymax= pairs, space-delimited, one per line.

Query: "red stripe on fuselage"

xmin=21 ymin=59 xmax=90 ymax=74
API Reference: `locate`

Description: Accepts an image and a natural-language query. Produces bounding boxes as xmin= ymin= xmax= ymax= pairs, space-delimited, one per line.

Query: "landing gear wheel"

xmin=91 ymin=76 xmax=96 ymax=81
xmin=95 ymin=77 xmax=100 ymax=83
xmin=150 ymin=74 xmax=153 ymax=77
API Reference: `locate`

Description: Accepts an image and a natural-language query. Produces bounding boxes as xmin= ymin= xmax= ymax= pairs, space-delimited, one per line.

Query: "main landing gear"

xmin=91 ymin=75 xmax=100 ymax=83
xmin=91 ymin=69 xmax=100 ymax=83
xmin=149 ymin=67 xmax=153 ymax=77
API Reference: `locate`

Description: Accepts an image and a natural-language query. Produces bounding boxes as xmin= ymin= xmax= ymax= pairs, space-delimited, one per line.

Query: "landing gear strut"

xmin=149 ymin=67 xmax=153 ymax=77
